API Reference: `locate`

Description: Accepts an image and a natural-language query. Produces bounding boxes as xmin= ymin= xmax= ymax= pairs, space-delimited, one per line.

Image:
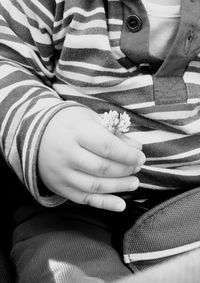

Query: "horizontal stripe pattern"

xmin=1 ymin=0 xmax=200 ymax=209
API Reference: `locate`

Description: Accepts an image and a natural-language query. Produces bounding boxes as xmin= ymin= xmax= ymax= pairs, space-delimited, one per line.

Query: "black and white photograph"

xmin=0 ymin=0 xmax=200 ymax=282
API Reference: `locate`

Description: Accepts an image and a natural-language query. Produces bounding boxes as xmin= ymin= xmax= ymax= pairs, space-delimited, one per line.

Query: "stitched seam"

xmin=127 ymin=188 xmax=200 ymax=236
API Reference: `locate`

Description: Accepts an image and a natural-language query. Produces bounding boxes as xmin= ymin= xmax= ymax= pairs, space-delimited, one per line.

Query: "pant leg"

xmin=10 ymin=203 xmax=200 ymax=283
xmin=10 ymin=204 xmax=132 ymax=283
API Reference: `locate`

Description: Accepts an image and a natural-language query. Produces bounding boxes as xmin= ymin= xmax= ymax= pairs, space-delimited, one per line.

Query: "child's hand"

xmin=38 ymin=107 xmax=146 ymax=212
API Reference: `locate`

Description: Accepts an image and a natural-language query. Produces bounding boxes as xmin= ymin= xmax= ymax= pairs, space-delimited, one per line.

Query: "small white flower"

xmin=101 ymin=110 xmax=131 ymax=134
xmin=118 ymin=112 xmax=131 ymax=133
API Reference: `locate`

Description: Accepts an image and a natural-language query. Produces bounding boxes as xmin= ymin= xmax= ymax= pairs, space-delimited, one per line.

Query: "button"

xmin=126 ymin=15 xmax=142 ymax=33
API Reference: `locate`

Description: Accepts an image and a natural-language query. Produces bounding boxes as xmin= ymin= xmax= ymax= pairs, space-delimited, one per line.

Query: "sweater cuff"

xmin=25 ymin=101 xmax=86 ymax=207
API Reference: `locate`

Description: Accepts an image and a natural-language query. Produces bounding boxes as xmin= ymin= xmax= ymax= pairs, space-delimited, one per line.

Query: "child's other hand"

xmin=38 ymin=107 xmax=146 ymax=212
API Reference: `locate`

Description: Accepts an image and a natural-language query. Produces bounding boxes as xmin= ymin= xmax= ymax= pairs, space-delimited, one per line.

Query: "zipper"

xmin=124 ymin=240 xmax=200 ymax=264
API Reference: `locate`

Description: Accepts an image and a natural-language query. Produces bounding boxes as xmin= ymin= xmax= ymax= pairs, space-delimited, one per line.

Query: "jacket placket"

xmin=120 ymin=0 xmax=200 ymax=106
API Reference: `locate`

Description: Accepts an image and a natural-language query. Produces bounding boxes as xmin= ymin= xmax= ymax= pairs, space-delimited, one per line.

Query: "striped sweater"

xmin=1 ymin=0 xmax=200 ymax=209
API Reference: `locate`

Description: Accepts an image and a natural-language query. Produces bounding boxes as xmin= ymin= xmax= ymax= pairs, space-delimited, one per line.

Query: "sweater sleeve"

xmin=0 ymin=0 xmax=81 ymax=206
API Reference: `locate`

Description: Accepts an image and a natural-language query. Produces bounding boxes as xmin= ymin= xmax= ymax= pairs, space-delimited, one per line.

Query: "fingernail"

xmin=138 ymin=153 xmax=146 ymax=167
xmin=130 ymin=177 xmax=139 ymax=189
xmin=134 ymin=166 xmax=142 ymax=173
xmin=115 ymin=201 xmax=126 ymax=212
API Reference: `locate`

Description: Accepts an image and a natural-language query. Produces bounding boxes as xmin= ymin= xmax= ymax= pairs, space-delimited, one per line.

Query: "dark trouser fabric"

xmin=11 ymin=204 xmax=133 ymax=283
xmin=0 ymin=236 xmax=14 ymax=283
xmin=0 ymin=204 xmax=14 ymax=283
xmin=10 ymin=203 xmax=200 ymax=283
xmin=2 ymin=156 xmax=200 ymax=282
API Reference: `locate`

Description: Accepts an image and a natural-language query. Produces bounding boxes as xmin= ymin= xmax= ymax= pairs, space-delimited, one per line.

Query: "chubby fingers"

xmin=116 ymin=132 xmax=143 ymax=150
xmin=77 ymin=121 xmax=146 ymax=167
xmin=55 ymin=184 xmax=128 ymax=212
xmin=71 ymin=147 xmax=142 ymax=177
xmin=64 ymin=170 xmax=139 ymax=195
xmin=49 ymin=166 xmax=139 ymax=211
